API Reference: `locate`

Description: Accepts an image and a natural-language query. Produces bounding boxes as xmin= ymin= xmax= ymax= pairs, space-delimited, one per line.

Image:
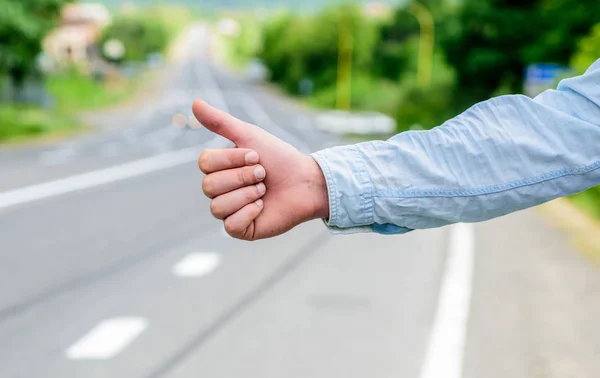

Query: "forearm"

xmin=312 ymin=62 xmax=600 ymax=234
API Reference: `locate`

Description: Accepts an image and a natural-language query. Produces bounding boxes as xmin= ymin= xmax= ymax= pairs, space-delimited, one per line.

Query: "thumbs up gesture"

xmin=193 ymin=100 xmax=330 ymax=240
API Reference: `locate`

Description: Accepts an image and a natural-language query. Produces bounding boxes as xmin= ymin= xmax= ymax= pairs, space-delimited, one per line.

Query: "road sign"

xmin=524 ymin=63 xmax=570 ymax=97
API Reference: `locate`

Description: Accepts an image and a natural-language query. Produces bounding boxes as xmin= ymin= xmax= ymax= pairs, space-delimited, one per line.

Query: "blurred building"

xmin=43 ymin=3 xmax=111 ymax=68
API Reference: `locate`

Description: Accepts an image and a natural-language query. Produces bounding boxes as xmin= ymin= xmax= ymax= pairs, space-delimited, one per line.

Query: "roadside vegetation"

xmin=0 ymin=2 xmax=194 ymax=143
xmin=220 ymin=0 xmax=600 ymax=219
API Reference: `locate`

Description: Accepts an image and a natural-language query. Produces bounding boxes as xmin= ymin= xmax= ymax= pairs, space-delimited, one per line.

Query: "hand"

xmin=193 ymin=100 xmax=329 ymax=241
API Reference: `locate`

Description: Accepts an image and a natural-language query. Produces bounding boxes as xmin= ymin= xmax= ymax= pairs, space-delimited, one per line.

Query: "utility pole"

xmin=336 ymin=14 xmax=353 ymax=111
xmin=409 ymin=1 xmax=434 ymax=87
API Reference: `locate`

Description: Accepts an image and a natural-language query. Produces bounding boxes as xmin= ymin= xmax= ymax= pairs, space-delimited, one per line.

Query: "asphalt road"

xmin=1 ymin=25 xmax=599 ymax=378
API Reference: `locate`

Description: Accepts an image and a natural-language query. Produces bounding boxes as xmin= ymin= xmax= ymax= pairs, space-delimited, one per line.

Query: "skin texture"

xmin=194 ymin=100 xmax=329 ymax=241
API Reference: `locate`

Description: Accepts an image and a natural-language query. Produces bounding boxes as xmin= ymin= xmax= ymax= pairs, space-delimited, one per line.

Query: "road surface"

xmin=1 ymin=25 xmax=599 ymax=378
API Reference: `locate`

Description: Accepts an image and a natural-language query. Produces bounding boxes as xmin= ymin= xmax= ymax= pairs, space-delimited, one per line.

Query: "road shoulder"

xmin=537 ymin=198 xmax=600 ymax=266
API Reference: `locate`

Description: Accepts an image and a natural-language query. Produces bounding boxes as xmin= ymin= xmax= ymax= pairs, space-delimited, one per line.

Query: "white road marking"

xmin=419 ymin=223 xmax=475 ymax=378
xmin=65 ymin=317 xmax=147 ymax=360
xmin=172 ymin=252 xmax=221 ymax=277
xmin=0 ymin=137 xmax=227 ymax=211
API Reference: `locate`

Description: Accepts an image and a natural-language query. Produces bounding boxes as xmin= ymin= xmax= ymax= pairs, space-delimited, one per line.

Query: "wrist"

xmin=306 ymin=156 xmax=330 ymax=220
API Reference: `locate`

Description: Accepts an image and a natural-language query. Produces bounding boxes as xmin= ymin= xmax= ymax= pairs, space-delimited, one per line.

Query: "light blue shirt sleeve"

xmin=311 ymin=59 xmax=600 ymax=235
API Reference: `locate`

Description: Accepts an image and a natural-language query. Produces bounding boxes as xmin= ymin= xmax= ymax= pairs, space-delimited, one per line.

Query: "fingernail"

xmin=245 ymin=151 xmax=259 ymax=165
xmin=255 ymin=199 xmax=264 ymax=207
xmin=256 ymin=182 xmax=266 ymax=195
xmin=254 ymin=166 xmax=266 ymax=180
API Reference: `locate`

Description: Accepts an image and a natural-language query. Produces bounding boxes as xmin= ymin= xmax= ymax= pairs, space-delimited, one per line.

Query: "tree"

xmin=439 ymin=0 xmax=539 ymax=104
xmin=101 ymin=14 xmax=169 ymax=62
xmin=439 ymin=0 xmax=600 ymax=106
xmin=571 ymin=24 xmax=600 ymax=75
xmin=259 ymin=5 xmax=380 ymax=94
xmin=374 ymin=0 xmax=449 ymax=81
xmin=0 ymin=0 xmax=69 ymax=100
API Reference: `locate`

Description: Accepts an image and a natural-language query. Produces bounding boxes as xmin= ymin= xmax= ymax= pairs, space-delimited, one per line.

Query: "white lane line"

xmin=65 ymin=317 xmax=147 ymax=360
xmin=172 ymin=252 xmax=221 ymax=277
xmin=419 ymin=223 xmax=475 ymax=378
xmin=0 ymin=136 xmax=227 ymax=211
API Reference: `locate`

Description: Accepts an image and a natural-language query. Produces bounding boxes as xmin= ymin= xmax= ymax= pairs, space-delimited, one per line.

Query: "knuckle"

xmin=224 ymin=222 xmax=243 ymax=239
xmin=237 ymin=169 xmax=250 ymax=186
xmin=198 ymin=152 xmax=211 ymax=173
xmin=202 ymin=177 xmax=215 ymax=198
xmin=228 ymin=151 xmax=242 ymax=167
xmin=209 ymin=200 xmax=224 ymax=219
xmin=248 ymin=187 xmax=260 ymax=202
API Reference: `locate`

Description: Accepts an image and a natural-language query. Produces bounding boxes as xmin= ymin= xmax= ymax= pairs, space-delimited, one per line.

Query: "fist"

xmin=194 ymin=100 xmax=329 ymax=241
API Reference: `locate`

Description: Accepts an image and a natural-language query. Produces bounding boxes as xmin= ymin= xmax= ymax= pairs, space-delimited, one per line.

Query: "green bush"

xmin=394 ymin=49 xmax=458 ymax=132
xmin=571 ymin=24 xmax=600 ymax=75
xmin=101 ymin=14 xmax=169 ymax=62
xmin=46 ymin=72 xmax=136 ymax=112
xmin=307 ymin=73 xmax=402 ymax=115
xmin=220 ymin=14 xmax=265 ymax=68
xmin=571 ymin=187 xmax=600 ymax=220
xmin=0 ymin=104 xmax=75 ymax=142
xmin=259 ymin=5 xmax=380 ymax=95
xmin=394 ymin=78 xmax=455 ymax=132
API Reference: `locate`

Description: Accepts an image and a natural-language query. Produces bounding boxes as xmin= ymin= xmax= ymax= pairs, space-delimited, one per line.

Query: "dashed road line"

xmin=65 ymin=317 xmax=148 ymax=360
xmin=172 ymin=252 xmax=222 ymax=277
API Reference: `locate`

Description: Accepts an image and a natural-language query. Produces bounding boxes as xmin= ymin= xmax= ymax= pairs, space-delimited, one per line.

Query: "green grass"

xmin=570 ymin=187 xmax=600 ymax=221
xmin=0 ymin=104 xmax=77 ymax=143
xmin=0 ymin=73 xmax=138 ymax=144
xmin=0 ymin=4 xmax=194 ymax=145
xmin=46 ymin=74 xmax=137 ymax=113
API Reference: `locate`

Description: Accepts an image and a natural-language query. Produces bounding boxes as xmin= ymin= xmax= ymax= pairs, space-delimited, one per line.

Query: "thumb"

xmin=192 ymin=100 xmax=249 ymax=144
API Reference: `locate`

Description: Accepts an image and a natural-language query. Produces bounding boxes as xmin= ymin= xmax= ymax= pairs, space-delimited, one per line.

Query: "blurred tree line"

xmin=0 ymin=0 xmax=69 ymax=100
xmin=0 ymin=0 xmax=188 ymax=97
xmin=224 ymin=0 xmax=600 ymax=217
xmin=101 ymin=6 xmax=193 ymax=63
xmin=229 ymin=0 xmax=600 ymax=131
xmin=0 ymin=1 xmax=191 ymax=142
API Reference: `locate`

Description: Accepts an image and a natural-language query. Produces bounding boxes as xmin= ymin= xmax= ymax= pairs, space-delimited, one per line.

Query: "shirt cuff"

xmin=312 ymin=145 xmax=414 ymax=236
xmin=311 ymin=145 xmax=376 ymax=234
